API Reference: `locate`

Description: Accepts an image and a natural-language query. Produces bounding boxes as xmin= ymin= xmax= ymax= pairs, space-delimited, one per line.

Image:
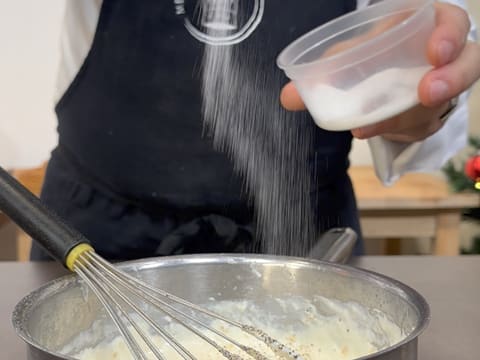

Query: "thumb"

xmin=280 ymin=82 xmax=306 ymax=111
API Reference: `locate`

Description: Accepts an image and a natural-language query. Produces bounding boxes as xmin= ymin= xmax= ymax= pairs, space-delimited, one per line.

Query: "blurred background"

xmin=0 ymin=0 xmax=479 ymax=259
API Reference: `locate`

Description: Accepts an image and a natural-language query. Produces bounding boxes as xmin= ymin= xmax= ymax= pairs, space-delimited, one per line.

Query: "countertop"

xmin=1 ymin=256 xmax=479 ymax=359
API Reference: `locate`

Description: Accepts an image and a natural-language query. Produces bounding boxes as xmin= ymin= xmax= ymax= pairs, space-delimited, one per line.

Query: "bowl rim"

xmin=12 ymin=254 xmax=431 ymax=359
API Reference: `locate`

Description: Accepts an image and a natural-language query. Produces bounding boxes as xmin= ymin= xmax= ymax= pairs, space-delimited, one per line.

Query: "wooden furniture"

xmin=0 ymin=212 xmax=8 ymax=228
xmin=349 ymin=166 xmax=480 ymax=255
xmin=7 ymin=164 xmax=478 ymax=258
xmin=0 ymin=170 xmax=15 ymax=260
xmin=0 ymin=211 xmax=11 ymax=259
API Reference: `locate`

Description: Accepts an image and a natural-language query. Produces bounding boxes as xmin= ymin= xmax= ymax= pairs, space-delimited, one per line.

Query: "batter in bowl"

xmin=67 ymin=296 xmax=405 ymax=360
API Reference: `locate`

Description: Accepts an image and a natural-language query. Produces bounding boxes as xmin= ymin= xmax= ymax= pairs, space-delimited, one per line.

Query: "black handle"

xmin=0 ymin=166 xmax=89 ymax=265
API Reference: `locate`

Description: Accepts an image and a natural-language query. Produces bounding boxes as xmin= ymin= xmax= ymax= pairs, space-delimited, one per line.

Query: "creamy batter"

xmin=66 ymin=295 xmax=405 ymax=360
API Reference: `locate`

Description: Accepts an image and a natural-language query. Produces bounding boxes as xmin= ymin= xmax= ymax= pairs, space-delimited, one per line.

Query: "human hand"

xmin=280 ymin=2 xmax=480 ymax=142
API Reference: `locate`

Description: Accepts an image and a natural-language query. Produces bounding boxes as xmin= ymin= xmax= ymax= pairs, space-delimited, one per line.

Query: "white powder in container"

xmin=300 ymin=66 xmax=431 ymax=131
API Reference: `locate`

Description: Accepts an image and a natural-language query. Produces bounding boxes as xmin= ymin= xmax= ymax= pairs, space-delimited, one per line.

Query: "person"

xmin=31 ymin=0 xmax=480 ymax=261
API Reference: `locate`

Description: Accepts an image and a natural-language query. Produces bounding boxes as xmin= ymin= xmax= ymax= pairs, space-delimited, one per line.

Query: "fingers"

xmin=351 ymin=102 xmax=450 ymax=142
xmin=280 ymin=82 xmax=305 ymax=111
xmin=280 ymin=1 xmax=479 ymax=140
xmin=354 ymin=3 xmax=478 ymax=140
xmin=419 ymin=42 xmax=480 ymax=106
xmin=428 ymin=2 xmax=470 ymax=67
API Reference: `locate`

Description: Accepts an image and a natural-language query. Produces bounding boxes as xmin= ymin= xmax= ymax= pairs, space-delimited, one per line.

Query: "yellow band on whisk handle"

xmin=65 ymin=243 xmax=95 ymax=271
xmin=0 ymin=166 xmax=95 ymax=271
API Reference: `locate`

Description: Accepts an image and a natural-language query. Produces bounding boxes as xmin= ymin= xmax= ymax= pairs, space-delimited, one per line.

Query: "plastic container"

xmin=277 ymin=0 xmax=435 ymax=131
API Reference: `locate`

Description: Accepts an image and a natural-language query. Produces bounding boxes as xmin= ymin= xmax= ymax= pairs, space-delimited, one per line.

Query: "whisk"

xmin=0 ymin=166 xmax=303 ymax=360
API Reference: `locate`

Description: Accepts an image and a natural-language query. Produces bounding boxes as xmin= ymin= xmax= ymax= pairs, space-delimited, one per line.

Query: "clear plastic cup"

xmin=277 ymin=0 xmax=435 ymax=131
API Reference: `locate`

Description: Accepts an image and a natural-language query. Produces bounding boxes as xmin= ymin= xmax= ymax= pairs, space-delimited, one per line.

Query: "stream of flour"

xmin=201 ymin=0 xmax=319 ymax=256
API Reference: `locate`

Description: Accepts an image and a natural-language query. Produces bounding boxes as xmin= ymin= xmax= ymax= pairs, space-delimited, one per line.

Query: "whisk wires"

xmin=72 ymin=250 xmax=303 ymax=360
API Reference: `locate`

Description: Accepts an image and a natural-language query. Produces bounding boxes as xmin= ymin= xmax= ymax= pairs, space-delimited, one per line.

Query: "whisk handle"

xmin=0 ymin=166 xmax=89 ymax=266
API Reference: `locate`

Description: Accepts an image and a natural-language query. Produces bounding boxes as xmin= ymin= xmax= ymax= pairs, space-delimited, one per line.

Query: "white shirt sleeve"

xmin=364 ymin=0 xmax=477 ymax=185
xmin=55 ymin=0 xmax=102 ymax=102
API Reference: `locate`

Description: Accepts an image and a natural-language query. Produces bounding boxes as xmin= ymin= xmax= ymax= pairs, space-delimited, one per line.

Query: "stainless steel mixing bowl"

xmin=12 ymin=254 xmax=430 ymax=360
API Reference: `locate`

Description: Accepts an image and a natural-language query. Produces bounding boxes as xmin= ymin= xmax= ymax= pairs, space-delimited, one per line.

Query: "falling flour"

xmin=201 ymin=1 xmax=318 ymax=256
xmin=200 ymin=2 xmax=427 ymax=255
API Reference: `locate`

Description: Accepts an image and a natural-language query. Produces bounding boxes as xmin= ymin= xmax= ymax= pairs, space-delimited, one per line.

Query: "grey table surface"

xmin=1 ymin=256 xmax=479 ymax=360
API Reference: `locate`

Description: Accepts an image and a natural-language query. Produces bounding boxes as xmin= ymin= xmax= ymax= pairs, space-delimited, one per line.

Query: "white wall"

xmin=0 ymin=0 xmax=64 ymax=169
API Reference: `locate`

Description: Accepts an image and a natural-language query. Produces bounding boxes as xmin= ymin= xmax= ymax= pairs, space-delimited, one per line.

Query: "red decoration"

xmin=465 ymin=155 xmax=480 ymax=190
xmin=465 ymin=155 xmax=480 ymax=181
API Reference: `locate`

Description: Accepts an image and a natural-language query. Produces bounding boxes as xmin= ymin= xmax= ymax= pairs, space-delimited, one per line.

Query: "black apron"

xmin=31 ymin=0 xmax=362 ymax=260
